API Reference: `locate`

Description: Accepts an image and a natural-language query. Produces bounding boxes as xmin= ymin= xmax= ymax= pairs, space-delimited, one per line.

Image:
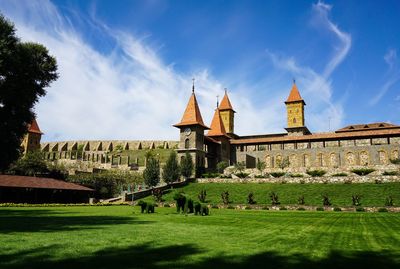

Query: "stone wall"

xmin=235 ymin=136 xmax=400 ymax=173
xmin=197 ymin=175 xmax=400 ymax=184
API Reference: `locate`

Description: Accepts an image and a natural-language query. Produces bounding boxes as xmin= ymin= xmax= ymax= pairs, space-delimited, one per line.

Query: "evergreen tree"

xmin=0 ymin=14 xmax=58 ymax=171
xmin=180 ymin=152 xmax=193 ymax=179
xmin=143 ymin=157 xmax=160 ymax=188
xmin=162 ymin=151 xmax=180 ymax=184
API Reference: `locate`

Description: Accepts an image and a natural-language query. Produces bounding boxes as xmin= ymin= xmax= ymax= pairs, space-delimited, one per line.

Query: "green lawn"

xmin=1 ymin=206 xmax=400 ymax=269
xmin=155 ymin=182 xmax=400 ymax=207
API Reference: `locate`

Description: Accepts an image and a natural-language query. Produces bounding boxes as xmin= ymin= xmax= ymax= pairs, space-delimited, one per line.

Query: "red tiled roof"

xmin=207 ymin=109 xmax=229 ymax=137
xmin=336 ymin=122 xmax=400 ymax=133
xmin=174 ymin=92 xmax=209 ymax=129
xmin=219 ymin=91 xmax=235 ymax=112
xmin=0 ymin=175 xmax=94 ymax=191
xmin=285 ymin=83 xmax=305 ymax=104
xmin=28 ymin=119 xmax=43 ymax=134
xmin=231 ymin=128 xmax=400 ymax=145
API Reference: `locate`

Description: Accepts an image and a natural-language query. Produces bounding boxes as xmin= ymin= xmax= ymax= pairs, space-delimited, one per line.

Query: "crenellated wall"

xmin=41 ymin=140 xmax=179 ymax=153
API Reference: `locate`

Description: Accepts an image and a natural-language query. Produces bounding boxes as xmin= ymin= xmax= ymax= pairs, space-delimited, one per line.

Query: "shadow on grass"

xmin=0 ymin=243 xmax=399 ymax=269
xmin=0 ymin=209 xmax=151 ymax=233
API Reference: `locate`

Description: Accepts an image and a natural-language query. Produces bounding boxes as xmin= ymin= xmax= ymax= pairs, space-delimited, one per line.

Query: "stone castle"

xmin=174 ymin=82 xmax=400 ymax=174
xmin=25 ymin=81 xmax=400 ymax=174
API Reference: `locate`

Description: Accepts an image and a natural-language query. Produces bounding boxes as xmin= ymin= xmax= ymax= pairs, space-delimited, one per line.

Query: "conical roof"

xmin=207 ymin=108 xmax=229 ymax=137
xmin=285 ymin=82 xmax=305 ymax=104
xmin=219 ymin=90 xmax=235 ymax=112
xmin=174 ymin=91 xmax=209 ymax=129
xmin=28 ymin=119 xmax=43 ymax=134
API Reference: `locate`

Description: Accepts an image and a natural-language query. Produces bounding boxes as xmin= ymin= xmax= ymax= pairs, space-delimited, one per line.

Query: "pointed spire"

xmin=28 ymin=118 xmax=43 ymax=134
xmin=216 ymin=95 xmax=219 ymax=108
xmin=285 ymin=81 xmax=305 ymax=104
xmin=207 ymin=108 xmax=228 ymax=137
xmin=219 ymin=88 xmax=235 ymax=112
xmin=174 ymin=82 xmax=209 ymax=129
xmin=192 ymin=78 xmax=195 ymax=93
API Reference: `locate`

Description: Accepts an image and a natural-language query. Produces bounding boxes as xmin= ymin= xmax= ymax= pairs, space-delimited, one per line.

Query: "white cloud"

xmin=0 ymin=0 xmax=350 ymax=141
xmin=370 ymin=48 xmax=400 ymax=105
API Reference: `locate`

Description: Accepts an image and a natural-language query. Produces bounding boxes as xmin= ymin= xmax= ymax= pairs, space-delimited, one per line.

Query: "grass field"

xmin=1 ymin=206 xmax=400 ymax=269
xmin=153 ymin=182 xmax=400 ymax=207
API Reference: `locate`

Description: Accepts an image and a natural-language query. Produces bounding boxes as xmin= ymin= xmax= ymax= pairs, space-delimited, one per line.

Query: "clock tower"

xmin=173 ymin=82 xmax=209 ymax=175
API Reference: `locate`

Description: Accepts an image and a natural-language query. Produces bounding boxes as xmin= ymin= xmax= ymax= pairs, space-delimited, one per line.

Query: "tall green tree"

xmin=0 ymin=14 xmax=58 ymax=171
xmin=8 ymin=150 xmax=48 ymax=176
xmin=143 ymin=157 xmax=160 ymax=188
xmin=180 ymin=152 xmax=193 ymax=179
xmin=162 ymin=151 xmax=180 ymax=184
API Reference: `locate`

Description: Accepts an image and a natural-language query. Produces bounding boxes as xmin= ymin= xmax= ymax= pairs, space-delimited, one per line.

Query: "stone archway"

xmin=379 ymin=150 xmax=388 ymax=165
xmin=346 ymin=152 xmax=356 ymax=166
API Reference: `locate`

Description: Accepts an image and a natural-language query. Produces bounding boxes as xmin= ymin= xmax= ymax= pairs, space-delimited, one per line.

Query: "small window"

xmin=185 ymin=139 xmax=190 ymax=149
xmin=293 ymin=118 xmax=296 ymax=124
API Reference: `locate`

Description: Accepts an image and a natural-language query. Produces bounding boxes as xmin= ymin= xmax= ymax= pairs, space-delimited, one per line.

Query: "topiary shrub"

xmin=382 ymin=171 xmax=398 ymax=176
xmin=352 ymin=194 xmax=362 ymax=206
xmin=173 ymin=191 xmax=193 ymax=214
xmin=297 ymin=207 xmax=305 ymax=211
xmin=227 ymin=205 xmax=235 ymax=209
xmin=163 ymin=204 xmax=171 ymax=207
xmin=137 ymin=200 xmax=155 ymax=213
xmin=378 ymin=208 xmax=388 ymax=212
xmin=235 ymin=172 xmax=249 ymax=178
xmin=322 ymin=194 xmax=331 ymax=206
xmin=194 ymin=202 xmax=208 ymax=216
xmin=306 ymin=170 xmax=326 ymax=177
xmin=279 ymin=206 xmax=287 ymax=210
xmin=262 ymin=206 xmax=269 ymax=210
xmin=351 ymin=168 xmax=375 ymax=176
xmin=247 ymin=192 xmax=256 ymax=204
xmin=270 ymin=172 xmax=285 ymax=178
xmin=316 ymin=207 xmax=324 ymax=211
xmin=221 ymin=191 xmax=230 ymax=205
xmin=245 ymin=206 xmax=252 ymax=210
xmin=355 ymin=207 xmax=365 ymax=212
xmin=211 ymin=204 xmax=219 ymax=209
xmin=269 ymin=191 xmax=280 ymax=205
xmin=385 ymin=196 xmax=394 ymax=206
xmin=297 ymin=195 xmax=305 ymax=205
xmin=198 ymin=189 xmax=207 ymax=203
xmin=333 ymin=207 xmax=342 ymax=212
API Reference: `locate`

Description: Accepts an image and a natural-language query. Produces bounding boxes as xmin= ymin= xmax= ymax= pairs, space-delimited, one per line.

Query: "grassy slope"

xmin=156 ymin=182 xmax=400 ymax=207
xmin=0 ymin=206 xmax=399 ymax=269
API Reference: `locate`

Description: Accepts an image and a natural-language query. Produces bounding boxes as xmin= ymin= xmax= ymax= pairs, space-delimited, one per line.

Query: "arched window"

xmin=185 ymin=138 xmax=190 ymax=149
xmin=293 ymin=118 xmax=296 ymax=124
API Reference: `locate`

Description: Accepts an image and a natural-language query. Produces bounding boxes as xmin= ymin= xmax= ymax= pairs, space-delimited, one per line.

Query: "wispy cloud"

xmin=265 ymin=1 xmax=350 ymax=131
xmin=0 ymin=0 xmax=352 ymax=141
xmin=370 ymin=48 xmax=400 ymax=105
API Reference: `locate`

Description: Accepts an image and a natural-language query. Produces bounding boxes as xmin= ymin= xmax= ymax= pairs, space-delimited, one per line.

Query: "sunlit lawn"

xmin=1 ymin=206 xmax=400 ymax=269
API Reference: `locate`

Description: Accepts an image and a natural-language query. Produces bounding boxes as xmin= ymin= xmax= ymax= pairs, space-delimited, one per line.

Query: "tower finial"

xmin=293 ymin=78 xmax=296 ymax=84
xmin=216 ymin=95 xmax=219 ymax=108
xmin=224 ymin=87 xmax=227 ymax=94
xmin=192 ymin=78 xmax=195 ymax=93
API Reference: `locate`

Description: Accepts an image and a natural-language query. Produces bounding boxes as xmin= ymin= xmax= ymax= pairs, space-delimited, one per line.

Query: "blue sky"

xmin=1 ymin=0 xmax=399 ymax=141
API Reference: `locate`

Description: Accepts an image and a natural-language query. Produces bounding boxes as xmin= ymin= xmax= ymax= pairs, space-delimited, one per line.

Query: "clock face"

xmin=184 ymin=128 xmax=191 ymax=136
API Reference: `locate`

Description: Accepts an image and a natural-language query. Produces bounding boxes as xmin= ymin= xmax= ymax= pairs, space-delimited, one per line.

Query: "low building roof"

xmin=231 ymin=128 xmax=400 ymax=145
xmin=0 ymin=175 xmax=94 ymax=191
xmin=335 ymin=122 xmax=400 ymax=133
xmin=28 ymin=119 xmax=43 ymax=134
